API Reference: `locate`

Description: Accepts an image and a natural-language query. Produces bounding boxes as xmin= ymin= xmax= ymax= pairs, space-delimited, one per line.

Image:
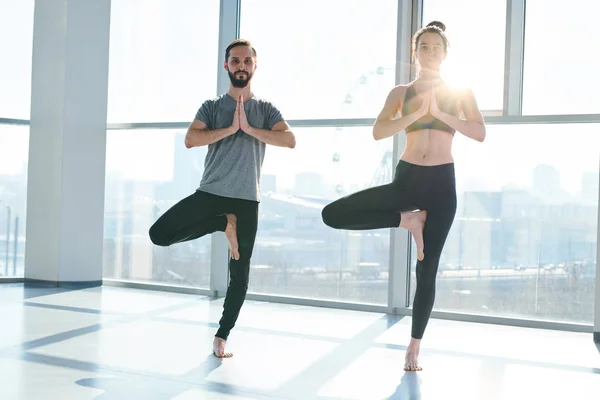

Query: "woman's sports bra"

xmin=401 ymin=84 xmax=460 ymax=135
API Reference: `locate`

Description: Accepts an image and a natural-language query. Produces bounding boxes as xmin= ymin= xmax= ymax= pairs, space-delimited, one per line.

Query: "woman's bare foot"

xmin=404 ymin=338 xmax=422 ymax=371
xmin=225 ymin=214 xmax=239 ymax=260
xmin=400 ymin=210 xmax=427 ymax=261
xmin=213 ymin=337 xmax=233 ymax=358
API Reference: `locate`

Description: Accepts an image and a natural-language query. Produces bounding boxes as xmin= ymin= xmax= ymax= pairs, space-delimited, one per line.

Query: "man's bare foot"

xmin=213 ymin=337 xmax=233 ymax=358
xmin=225 ymin=214 xmax=239 ymax=260
xmin=404 ymin=338 xmax=422 ymax=371
xmin=400 ymin=210 xmax=427 ymax=261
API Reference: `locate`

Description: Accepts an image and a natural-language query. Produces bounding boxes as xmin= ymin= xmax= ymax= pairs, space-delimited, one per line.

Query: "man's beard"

xmin=228 ymin=70 xmax=252 ymax=88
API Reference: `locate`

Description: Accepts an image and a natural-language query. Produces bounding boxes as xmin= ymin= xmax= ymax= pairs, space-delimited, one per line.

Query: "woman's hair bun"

xmin=426 ymin=21 xmax=446 ymax=32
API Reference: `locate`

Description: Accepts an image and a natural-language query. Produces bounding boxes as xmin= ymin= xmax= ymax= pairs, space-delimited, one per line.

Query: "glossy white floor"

xmin=1 ymin=283 xmax=599 ymax=400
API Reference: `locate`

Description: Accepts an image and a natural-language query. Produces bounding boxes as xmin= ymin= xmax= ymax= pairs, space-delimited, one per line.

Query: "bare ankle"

xmin=226 ymin=214 xmax=237 ymax=225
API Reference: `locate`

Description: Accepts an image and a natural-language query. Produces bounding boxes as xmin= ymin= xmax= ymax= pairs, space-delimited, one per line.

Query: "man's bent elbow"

xmin=184 ymin=132 xmax=202 ymax=148
xmin=184 ymin=133 xmax=193 ymax=148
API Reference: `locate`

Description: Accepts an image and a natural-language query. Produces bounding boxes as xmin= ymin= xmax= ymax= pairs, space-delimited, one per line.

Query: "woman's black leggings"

xmin=321 ymin=160 xmax=457 ymax=339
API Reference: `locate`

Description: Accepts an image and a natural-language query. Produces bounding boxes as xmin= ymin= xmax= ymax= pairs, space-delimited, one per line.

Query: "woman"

xmin=321 ymin=21 xmax=486 ymax=371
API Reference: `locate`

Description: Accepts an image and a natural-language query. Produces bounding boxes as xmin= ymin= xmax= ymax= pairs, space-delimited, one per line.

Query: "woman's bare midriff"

xmin=399 ymin=129 xmax=454 ymax=166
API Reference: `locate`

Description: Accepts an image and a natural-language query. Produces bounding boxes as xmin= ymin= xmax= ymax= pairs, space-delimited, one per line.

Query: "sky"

xmin=1 ymin=0 xmax=600 ymax=198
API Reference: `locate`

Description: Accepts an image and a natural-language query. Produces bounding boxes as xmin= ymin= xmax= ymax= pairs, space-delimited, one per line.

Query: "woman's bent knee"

xmin=148 ymin=224 xmax=169 ymax=246
xmin=321 ymin=203 xmax=341 ymax=228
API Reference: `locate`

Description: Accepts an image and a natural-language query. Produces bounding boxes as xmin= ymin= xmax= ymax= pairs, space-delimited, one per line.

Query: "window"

xmin=0 ymin=125 xmax=29 ymax=277
xmin=103 ymin=129 xmax=210 ymax=287
xmin=422 ymin=0 xmax=507 ymax=112
xmin=248 ymin=127 xmax=392 ymax=305
xmin=0 ymin=0 xmax=34 ymax=119
xmin=409 ymin=124 xmax=599 ymax=324
xmin=240 ymin=0 xmax=398 ymax=120
xmin=522 ymin=0 xmax=600 ymax=115
xmin=107 ymin=0 xmax=220 ymax=123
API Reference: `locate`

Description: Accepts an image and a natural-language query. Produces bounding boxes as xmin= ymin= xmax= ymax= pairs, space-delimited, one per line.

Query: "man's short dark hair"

xmin=225 ymin=39 xmax=257 ymax=61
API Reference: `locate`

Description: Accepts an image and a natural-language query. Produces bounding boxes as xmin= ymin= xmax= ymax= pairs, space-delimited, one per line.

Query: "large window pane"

xmin=107 ymin=0 xmax=220 ymax=123
xmin=0 ymin=125 xmax=29 ymax=277
xmin=104 ymin=129 xmax=210 ymax=287
xmin=523 ymin=0 xmax=600 ymax=115
xmin=248 ymin=127 xmax=392 ymax=305
xmin=240 ymin=0 xmax=398 ymax=120
xmin=422 ymin=0 xmax=506 ymax=112
xmin=0 ymin=0 xmax=34 ymax=119
xmin=410 ymin=124 xmax=599 ymax=324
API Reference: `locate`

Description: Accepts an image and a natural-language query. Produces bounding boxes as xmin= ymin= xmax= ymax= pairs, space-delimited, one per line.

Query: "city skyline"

xmin=2 ymin=126 xmax=599 ymax=200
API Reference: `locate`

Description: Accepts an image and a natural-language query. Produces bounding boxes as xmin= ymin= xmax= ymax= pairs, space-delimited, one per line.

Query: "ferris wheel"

xmin=331 ymin=66 xmax=395 ymax=197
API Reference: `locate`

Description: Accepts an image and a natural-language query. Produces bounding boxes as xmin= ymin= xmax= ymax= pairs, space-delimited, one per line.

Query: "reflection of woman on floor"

xmin=322 ymin=21 xmax=486 ymax=371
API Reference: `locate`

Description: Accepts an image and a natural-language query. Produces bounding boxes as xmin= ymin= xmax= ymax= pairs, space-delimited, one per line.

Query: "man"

xmin=149 ymin=39 xmax=296 ymax=358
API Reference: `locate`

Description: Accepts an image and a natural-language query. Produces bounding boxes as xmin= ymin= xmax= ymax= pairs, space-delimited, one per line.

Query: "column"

xmin=24 ymin=0 xmax=111 ymax=285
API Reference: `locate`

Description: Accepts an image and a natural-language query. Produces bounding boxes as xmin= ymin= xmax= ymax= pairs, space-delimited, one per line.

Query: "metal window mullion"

xmin=216 ymin=0 xmax=240 ymax=96
xmin=210 ymin=0 xmax=240 ymax=297
xmin=389 ymin=0 xmax=421 ymax=313
xmin=503 ymin=0 xmax=526 ymax=116
xmin=0 ymin=118 xmax=29 ymax=126
xmin=595 ymin=156 xmax=600 ymax=343
xmin=102 ymin=113 xmax=600 ymax=133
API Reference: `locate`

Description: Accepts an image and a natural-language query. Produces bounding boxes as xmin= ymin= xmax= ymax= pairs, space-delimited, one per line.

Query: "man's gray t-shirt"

xmin=194 ymin=93 xmax=284 ymax=202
